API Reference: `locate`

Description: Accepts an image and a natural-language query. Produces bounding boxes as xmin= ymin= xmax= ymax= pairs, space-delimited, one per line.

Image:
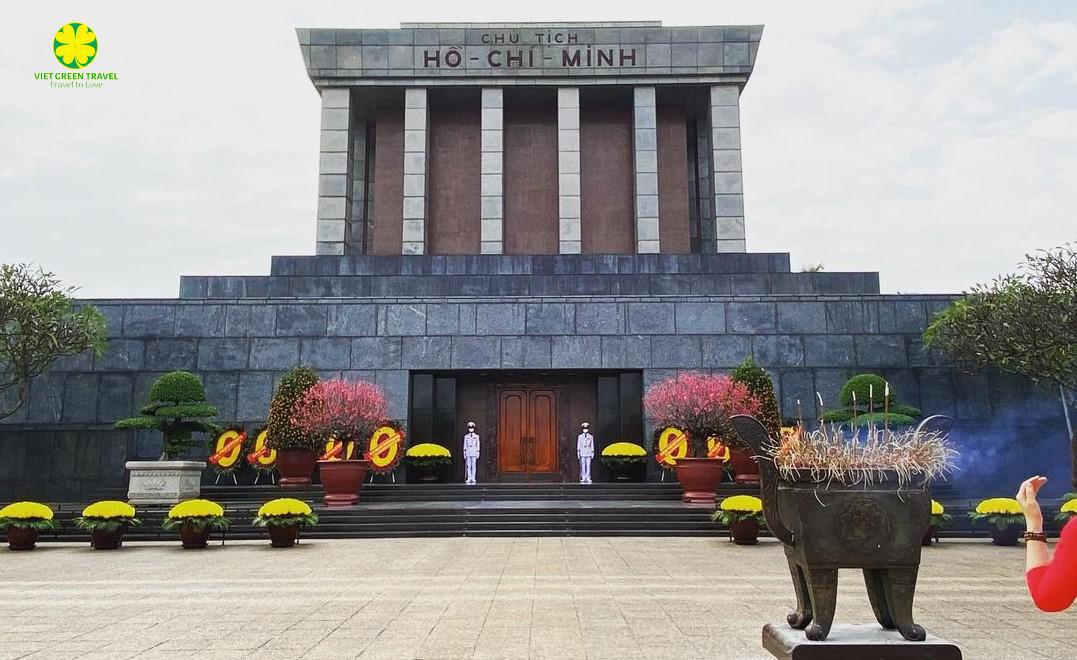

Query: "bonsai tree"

xmin=290 ymin=379 xmax=387 ymax=452
xmin=643 ymin=372 xmax=760 ymax=456
xmin=265 ymin=365 xmax=321 ymax=452
xmin=115 ymin=371 xmax=221 ymax=460
xmin=924 ymin=244 xmax=1077 ymax=488
xmin=0 ymin=264 xmax=107 ymax=420
xmin=730 ymin=357 xmax=782 ymax=438
xmin=822 ymin=374 xmax=921 ymax=427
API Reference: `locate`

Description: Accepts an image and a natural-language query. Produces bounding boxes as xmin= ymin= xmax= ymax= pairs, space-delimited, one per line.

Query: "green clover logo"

xmin=54 ymin=23 xmax=97 ymax=69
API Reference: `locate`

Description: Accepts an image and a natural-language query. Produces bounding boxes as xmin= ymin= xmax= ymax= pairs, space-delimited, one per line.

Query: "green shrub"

xmin=730 ymin=357 xmax=782 ymax=437
xmin=821 ymin=409 xmax=854 ymax=423
xmin=889 ymin=404 xmax=922 ymax=418
xmin=839 ymin=374 xmax=890 ymax=407
xmin=115 ymin=371 xmax=220 ymax=459
xmin=848 ymin=412 xmax=917 ymax=428
xmin=266 ymin=366 xmax=321 ymax=452
xmin=149 ymin=371 xmax=207 ymax=404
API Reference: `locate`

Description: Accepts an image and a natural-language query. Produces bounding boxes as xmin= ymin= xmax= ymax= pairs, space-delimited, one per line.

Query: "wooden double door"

xmin=497 ymin=388 xmax=558 ymax=474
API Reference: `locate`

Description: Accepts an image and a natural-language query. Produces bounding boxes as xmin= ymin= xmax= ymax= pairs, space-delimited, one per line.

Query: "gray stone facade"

xmin=1 ymin=253 xmax=1065 ymax=500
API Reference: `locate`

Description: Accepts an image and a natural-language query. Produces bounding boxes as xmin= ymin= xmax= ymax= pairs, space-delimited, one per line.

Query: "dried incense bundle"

xmin=767 ymin=424 xmax=957 ymax=487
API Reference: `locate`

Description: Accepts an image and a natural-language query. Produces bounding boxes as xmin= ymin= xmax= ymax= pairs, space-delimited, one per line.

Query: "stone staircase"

xmin=21 ymin=481 xmax=1025 ymax=545
xmin=178 ymin=253 xmax=881 ymax=299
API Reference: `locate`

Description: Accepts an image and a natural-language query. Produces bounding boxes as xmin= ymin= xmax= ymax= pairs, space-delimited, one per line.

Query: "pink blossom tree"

xmin=290 ymin=380 xmax=387 ymax=450
xmin=644 ymin=372 xmax=761 ymax=456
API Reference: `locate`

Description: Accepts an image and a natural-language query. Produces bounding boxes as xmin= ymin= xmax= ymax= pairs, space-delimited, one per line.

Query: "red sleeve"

xmin=1027 ymin=519 xmax=1077 ymax=612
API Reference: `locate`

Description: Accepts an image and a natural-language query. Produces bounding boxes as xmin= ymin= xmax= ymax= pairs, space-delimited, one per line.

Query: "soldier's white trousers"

xmin=579 ymin=456 xmax=591 ymax=483
xmin=465 ymin=456 xmax=478 ymax=484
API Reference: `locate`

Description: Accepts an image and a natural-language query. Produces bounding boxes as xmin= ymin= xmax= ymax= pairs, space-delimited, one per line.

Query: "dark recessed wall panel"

xmin=657 ymin=103 xmax=692 ymax=253
xmin=580 ymin=97 xmax=634 ymax=254
xmin=371 ymin=105 xmax=404 ymax=255
xmin=504 ymin=92 xmax=559 ymax=254
xmin=428 ymin=92 xmax=482 ymax=254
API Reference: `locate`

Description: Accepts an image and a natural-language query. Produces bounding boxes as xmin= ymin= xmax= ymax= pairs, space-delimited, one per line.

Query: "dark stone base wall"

xmin=0 ymin=254 xmax=1067 ymax=501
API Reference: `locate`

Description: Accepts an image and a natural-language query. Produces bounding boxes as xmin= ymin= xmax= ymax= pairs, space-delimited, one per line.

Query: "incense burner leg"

xmin=882 ymin=567 xmax=926 ymax=641
xmin=803 ymin=567 xmax=838 ymax=641
xmin=863 ymin=569 xmax=895 ymax=629
xmin=786 ymin=557 xmax=813 ymax=629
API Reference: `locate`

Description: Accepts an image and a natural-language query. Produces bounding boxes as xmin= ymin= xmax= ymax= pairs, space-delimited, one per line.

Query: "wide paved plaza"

xmin=1 ymin=536 xmax=1073 ymax=659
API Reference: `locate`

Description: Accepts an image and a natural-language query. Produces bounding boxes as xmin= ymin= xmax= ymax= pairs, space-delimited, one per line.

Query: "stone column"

xmin=633 ymin=87 xmax=660 ymax=253
xmin=316 ymin=88 xmax=352 ymax=256
xmin=709 ymin=85 xmax=746 ymax=253
xmin=480 ymin=88 xmax=504 ymax=254
xmin=695 ymin=117 xmax=715 ymax=253
xmin=557 ymin=87 xmax=581 ymax=254
xmin=402 ymin=87 xmax=429 ymax=255
xmin=345 ymin=122 xmax=367 ymax=254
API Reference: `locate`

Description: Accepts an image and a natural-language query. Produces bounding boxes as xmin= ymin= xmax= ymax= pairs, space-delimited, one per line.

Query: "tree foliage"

xmin=290 ymin=379 xmax=387 ymax=444
xmin=643 ymin=372 xmax=761 ymax=457
xmin=115 ymin=371 xmax=221 ymax=460
xmin=730 ymin=357 xmax=783 ymax=437
xmin=924 ymin=244 xmax=1077 ymax=487
xmin=265 ymin=365 xmax=321 ymax=452
xmin=924 ymin=244 xmax=1076 ymax=391
xmin=0 ymin=264 xmax=107 ymax=421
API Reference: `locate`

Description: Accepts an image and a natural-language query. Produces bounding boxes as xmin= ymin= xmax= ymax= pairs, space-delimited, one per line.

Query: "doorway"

xmin=497 ymin=388 xmax=558 ymax=475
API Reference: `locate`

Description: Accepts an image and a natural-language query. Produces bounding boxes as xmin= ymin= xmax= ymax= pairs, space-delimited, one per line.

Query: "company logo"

xmin=53 ymin=22 xmax=97 ymax=69
xmin=34 ymin=21 xmax=117 ymax=88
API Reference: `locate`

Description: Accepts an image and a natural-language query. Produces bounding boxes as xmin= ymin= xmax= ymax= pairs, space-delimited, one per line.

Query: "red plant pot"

xmin=921 ymin=525 xmax=937 ymax=546
xmin=675 ymin=457 xmax=724 ymax=504
xmin=318 ymin=459 xmax=369 ymax=508
xmin=729 ymin=519 xmax=760 ymax=545
xmin=268 ymin=524 xmax=300 ymax=548
xmin=727 ymin=447 xmax=761 ymax=485
xmin=5 ymin=526 xmax=39 ymax=551
xmin=277 ymin=449 xmax=316 ymax=488
xmin=179 ymin=522 xmax=211 ymax=549
xmin=90 ymin=528 xmax=124 ymax=550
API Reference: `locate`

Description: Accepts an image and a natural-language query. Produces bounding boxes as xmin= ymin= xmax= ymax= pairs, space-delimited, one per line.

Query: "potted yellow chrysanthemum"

xmin=969 ymin=497 xmax=1024 ymax=546
xmin=405 ymin=443 xmax=453 ymax=482
xmin=599 ymin=442 xmax=648 ymax=482
xmin=1057 ymin=496 xmax=1077 ymax=527
xmin=0 ymin=502 xmax=57 ymax=551
xmin=75 ymin=500 xmax=140 ymax=550
xmin=253 ymin=498 xmax=318 ymax=548
xmin=922 ymin=500 xmax=952 ymax=546
xmin=163 ymin=499 xmax=231 ymax=549
xmin=712 ymin=494 xmax=765 ymax=544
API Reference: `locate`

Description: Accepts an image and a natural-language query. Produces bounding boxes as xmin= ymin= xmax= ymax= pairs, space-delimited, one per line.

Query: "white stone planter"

xmin=125 ymin=461 xmax=205 ymax=505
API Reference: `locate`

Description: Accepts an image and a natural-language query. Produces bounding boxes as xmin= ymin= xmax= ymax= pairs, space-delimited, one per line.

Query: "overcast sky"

xmin=2 ymin=1 xmax=1074 ymax=298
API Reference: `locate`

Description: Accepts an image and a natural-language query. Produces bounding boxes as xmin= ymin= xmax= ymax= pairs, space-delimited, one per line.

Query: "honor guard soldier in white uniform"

xmin=577 ymin=422 xmax=595 ymax=484
xmin=463 ymin=421 xmax=480 ymax=485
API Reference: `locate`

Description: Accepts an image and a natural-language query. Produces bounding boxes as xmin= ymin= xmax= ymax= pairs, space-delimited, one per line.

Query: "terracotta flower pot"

xmin=179 ymin=521 xmax=212 ymax=549
xmin=317 ymin=459 xmax=369 ymax=507
xmin=989 ymin=524 xmax=1021 ymax=546
xmin=91 ymin=528 xmax=125 ymax=550
xmin=675 ymin=457 xmax=724 ymax=504
xmin=268 ymin=524 xmax=300 ymax=548
xmin=278 ymin=449 xmax=317 ymax=488
xmin=921 ymin=525 xmax=937 ymax=546
xmin=6 ymin=526 xmax=38 ymax=551
xmin=729 ymin=519 xmax=760 ymax=545
xmin=727 ymin=447 xmax=761 ymax=485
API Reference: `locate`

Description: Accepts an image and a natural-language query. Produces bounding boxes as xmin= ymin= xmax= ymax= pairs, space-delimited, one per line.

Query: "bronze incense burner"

xmin=730 ymin=414 xmax=952 ymax=642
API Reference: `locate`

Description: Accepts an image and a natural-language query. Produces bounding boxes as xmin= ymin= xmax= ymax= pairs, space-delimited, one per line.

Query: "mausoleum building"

xmin=0 ymin=22 xmax=1064 ymax=500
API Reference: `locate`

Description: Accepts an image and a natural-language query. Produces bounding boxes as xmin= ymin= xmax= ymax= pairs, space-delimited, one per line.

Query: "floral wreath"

xmin=208 ymin=425 xmax=247 ymax=475
xmin=364 ymin=420 xmax=406 ymax=475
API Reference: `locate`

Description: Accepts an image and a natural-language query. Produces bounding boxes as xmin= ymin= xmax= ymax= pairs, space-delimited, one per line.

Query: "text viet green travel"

xmin=33 ymin=72 xmax=118 ymax=81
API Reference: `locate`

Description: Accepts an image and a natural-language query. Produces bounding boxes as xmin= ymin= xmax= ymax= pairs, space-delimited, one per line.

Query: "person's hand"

xmin=1016 ymin=476 xmax=1048 ymax=531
